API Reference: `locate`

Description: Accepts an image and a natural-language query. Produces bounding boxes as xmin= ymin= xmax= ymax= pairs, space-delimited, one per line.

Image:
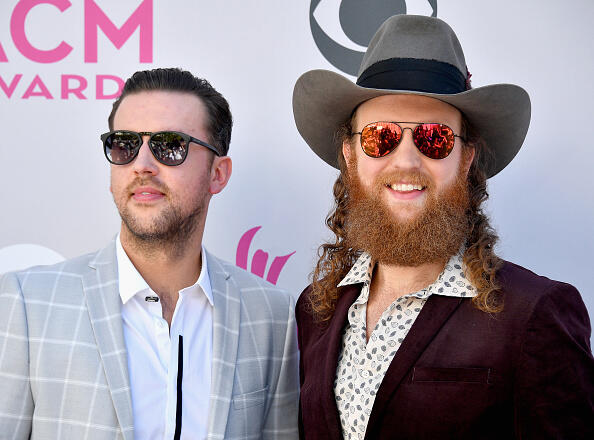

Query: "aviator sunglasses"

xmin=352 ymin=122 xmax=466 ymax=160
xmin=101 ymin=130 xmax=220 ymax=166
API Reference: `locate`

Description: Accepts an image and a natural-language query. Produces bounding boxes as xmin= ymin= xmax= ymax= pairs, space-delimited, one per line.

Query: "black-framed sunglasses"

xmin=100 ymin=130 xmax=220 ymax=166
xmin=352 ymin=121 xmax=466 ymax=160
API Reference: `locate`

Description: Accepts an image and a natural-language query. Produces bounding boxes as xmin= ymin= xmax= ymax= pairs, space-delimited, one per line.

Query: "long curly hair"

xmin=309 ymin=117 xmax=503 ymax=323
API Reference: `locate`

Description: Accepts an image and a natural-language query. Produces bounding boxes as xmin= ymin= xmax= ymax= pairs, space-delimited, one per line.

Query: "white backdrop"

xmin=1 ymin=0 xmax=593 ymax=341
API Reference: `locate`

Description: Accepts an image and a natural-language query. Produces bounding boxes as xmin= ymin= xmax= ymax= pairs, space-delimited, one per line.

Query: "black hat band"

xmin=356 ymin=58 xmax=467 ymax=94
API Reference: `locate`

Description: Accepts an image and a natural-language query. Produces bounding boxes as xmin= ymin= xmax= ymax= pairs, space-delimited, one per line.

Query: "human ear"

xmin=462 ymin=146 xmax=475 ymax=176
xmin=209 ymin=156 xmax=232 ymax=195
xmin=342 ymin=139 xmax=353 ymax=165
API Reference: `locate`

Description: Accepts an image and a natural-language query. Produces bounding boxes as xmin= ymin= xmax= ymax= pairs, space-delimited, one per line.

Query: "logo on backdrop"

xmin=310 ymin=0 xmax=437 ymax=76
xmin=0 ymin=244 xmax=64 ymax=275
xmin=0 ymin=0 xmax=153 ymax=100
xmin=236 ymin=226 xmax=296 ymax=285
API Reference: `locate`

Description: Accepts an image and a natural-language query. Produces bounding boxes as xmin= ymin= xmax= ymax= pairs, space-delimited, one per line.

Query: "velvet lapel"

xmin=316 ymin=283 xmax=361 ymax=439
xmin=364 ymin=295 xmax=463 ymax=438
xmin=82 ymin=240 xmax=134 ymax=440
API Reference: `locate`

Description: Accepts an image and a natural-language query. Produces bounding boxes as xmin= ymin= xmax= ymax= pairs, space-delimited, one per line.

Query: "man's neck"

xmin=365 ymin=259 xmax=446 ymax=342
xmin=369 ymin=259 xmax=446 ymax=303
xmin=120 ymin=226 xmax=204 ymax=325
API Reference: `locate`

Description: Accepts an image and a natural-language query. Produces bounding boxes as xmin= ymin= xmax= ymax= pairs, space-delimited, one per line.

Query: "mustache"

xmin=344 ymin=159 xmax=434 ymax=190
xmin=126 ymin=177 xmax=169 ymax=195
xmin=376 ymin=169 xmax=433 ymax=189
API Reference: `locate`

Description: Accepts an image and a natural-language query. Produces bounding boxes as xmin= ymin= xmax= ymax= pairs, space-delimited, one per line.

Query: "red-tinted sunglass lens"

xmin=360 ymin=123 xmax=402 ymax=157
xmin=413 ymin=123 xmax=455 ymax=159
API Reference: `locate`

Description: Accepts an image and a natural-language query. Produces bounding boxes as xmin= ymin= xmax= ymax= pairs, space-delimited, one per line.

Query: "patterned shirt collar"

xmin=337 ymin=251 xmax=477 ymax=302
xmin=337 ymin=252 xmax=373 ymax=287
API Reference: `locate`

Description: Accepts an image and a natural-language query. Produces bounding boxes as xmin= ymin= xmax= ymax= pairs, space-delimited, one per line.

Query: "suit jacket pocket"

xmin=412 ymin=367 xmax=492 ymax=384
xmin=232 ymin=386 xmax=268 ymax=410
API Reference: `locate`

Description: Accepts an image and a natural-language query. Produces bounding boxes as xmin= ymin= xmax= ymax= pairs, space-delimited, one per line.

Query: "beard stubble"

xmin=115 ymin=176 xmax=208 ymax=258
xmin=344 ymin=161 xmax=471 ymax=267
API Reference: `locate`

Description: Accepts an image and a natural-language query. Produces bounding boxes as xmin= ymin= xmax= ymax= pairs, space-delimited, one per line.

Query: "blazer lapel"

xmin=205 ymin=250 xmax=240 ymax=439
xmin=365 ymin=295 xmax=463 ymax=437
xmin=82 ymin=240 xmax=134 ymax=440
xmin=313 ymin=284 xmax=361 ymax=439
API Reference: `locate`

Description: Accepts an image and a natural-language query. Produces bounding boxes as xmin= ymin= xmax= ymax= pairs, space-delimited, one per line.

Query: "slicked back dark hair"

xmin=108 ymin=68 xmax=232 ymax=155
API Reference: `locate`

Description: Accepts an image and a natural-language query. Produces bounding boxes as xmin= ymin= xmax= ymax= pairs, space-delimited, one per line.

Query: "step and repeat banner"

xmin=1 ymin=0 xmax=593 ymax=329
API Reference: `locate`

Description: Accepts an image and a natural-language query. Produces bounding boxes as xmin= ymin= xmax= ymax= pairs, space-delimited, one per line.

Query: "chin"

xmin=391 ymin=211 xmax=422 ymax=225
xmin=121 ymin=211 xmax=161 ymax=234
xmin=385 ymin=200 xmax=426 ymax=221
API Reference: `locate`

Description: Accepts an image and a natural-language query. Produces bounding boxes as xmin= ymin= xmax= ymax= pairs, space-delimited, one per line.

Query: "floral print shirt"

xmin=334 ymin=252 xmax=477 ymax=439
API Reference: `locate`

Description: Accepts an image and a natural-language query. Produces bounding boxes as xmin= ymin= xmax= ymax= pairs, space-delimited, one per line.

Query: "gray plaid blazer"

xmin=0 ymin=240 xmax=299 ymax=439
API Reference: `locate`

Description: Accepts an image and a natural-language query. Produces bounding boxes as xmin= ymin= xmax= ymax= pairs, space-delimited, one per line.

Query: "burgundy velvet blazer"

xmin=296 ymin=261 xmax=594 ymax=439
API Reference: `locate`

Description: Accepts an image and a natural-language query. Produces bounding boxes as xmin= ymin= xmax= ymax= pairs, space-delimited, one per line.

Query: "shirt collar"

xmin=337 ymin=252 xmax=373 ymax=287
xmin=337 ymin=251 xmax=477 ymax=299
xmin=425 ymin=252 xmax=477 ymax=298
xmin=116 ymin=234 xmax=214 ymax=306
xmin=116 ymin=235 xmax=149 ymax=304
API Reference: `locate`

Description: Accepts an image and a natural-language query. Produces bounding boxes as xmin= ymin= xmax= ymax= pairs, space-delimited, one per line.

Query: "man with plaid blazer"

xmin=0 ymin=69 xmax=299 ymax=439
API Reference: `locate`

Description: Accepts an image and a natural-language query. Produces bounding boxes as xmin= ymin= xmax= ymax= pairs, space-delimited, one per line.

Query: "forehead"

xmin=113 ymin=90 xmax=208 ymax=133
xmin=353 ymin=94 xmax=462 ymax=129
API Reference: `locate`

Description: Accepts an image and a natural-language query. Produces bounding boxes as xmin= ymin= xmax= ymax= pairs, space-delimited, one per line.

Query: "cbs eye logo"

xmin=310 ymin=0 xmax=437 ymax=75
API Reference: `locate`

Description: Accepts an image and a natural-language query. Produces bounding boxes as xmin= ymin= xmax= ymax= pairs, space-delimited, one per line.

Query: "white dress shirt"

xmin=116 ymin=236 xmax=213 ymax=440
xmin=334 ymin=251 xmax=477 ymax=439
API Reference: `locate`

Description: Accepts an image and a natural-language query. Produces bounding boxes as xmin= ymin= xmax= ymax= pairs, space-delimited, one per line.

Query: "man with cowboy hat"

xmin=293 ymin=14 xmax=593 ymax=439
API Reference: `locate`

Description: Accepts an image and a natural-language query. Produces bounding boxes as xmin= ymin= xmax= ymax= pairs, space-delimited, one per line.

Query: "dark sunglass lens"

xmin=105 ymin=132 xmax=141 ymax=164
xmin=360 ymin=123 xmax=401 ymax=157
xmin=149 ymin=132 xmax=188 ymax=165
xmin=413 ymin=124 xmax=455 ymax=159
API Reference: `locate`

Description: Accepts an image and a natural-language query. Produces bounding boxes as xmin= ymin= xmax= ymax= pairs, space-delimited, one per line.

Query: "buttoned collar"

xmin=116 ymin=234 xmax=214 ymax=306
xmin=338 ymin=251 xmax=477 ymax=304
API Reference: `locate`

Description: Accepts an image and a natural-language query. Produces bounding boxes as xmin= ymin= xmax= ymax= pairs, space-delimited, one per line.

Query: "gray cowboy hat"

xmin=292 ymin=14 xmax=531 ymax=177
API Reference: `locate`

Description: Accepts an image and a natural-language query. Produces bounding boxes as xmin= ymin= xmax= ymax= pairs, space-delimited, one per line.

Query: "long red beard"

xmin=344 ymin=163 xmax=471 ymax=266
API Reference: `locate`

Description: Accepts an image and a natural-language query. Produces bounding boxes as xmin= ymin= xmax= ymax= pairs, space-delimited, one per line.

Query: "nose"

xmin=387 ymin=126 xmax=423 ymax=170
xmin=131 ymin=136 xmax=159 ymax=175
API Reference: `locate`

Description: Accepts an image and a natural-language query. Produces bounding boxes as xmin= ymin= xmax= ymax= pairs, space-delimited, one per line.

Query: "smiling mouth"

xmin=387 ymin=183 xmax=426 ymax=192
